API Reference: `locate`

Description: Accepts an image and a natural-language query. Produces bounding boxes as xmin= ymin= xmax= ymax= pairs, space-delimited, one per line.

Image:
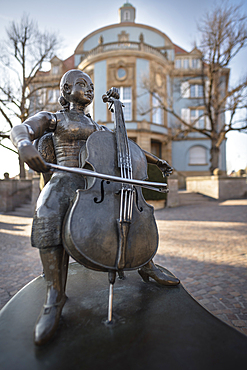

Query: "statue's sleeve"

xmin=10 ymin=112 xmax=57 ymax=147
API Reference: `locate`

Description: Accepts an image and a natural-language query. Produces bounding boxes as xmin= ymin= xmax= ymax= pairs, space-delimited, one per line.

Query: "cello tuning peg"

xmin=102 ymin=94 xmax=109 ymax=103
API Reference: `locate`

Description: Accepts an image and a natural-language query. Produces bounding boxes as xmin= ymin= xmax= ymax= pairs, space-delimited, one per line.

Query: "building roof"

xmin=63 ymin=55 xmax=74 ymax=71
xmin=173 ymin=44 xmax=188 ymax=54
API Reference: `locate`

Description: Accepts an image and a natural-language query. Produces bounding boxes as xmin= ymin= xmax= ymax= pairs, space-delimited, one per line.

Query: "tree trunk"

xmin=19 ymin=155 xmax=26 ymax=179
xmin=209 ymin=140 xmax=220 ymax=174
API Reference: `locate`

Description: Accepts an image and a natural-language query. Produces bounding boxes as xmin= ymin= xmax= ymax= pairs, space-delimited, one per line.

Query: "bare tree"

xmin=142 ymin=2 xmax=247 ymax=174
xmin=0 ymin=14 xmax=60 ymax=178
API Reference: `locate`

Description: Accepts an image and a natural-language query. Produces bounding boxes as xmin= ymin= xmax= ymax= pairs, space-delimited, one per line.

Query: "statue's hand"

xmin=102 ymin=87 xmax=120 ymax=103
xmin=157 ymin=159 xmax=173 ymax=177
xmin=110 ymin=87 xmax=119 ymax=99
xmin=106 ymin=87 xmax=119 ymax=99
xmin=18 ymin=140 xmax=50 ymax=173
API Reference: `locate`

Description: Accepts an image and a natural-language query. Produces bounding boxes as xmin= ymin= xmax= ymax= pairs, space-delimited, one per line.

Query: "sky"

xmin=0 ymin=0 xmax=247 ymax=177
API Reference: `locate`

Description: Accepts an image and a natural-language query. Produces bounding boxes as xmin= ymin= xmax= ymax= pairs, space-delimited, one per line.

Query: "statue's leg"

xmin=31 ymin=173 xmax=83 ymax=345
xmin=34 ymin=246 xmax=69 ymax=346
xmin=138 ymin=260 xmax=180 ymax=286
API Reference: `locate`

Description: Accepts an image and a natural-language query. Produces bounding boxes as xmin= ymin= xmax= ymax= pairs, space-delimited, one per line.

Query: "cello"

xmin=47 ymin=88 xmax=168 ymax=321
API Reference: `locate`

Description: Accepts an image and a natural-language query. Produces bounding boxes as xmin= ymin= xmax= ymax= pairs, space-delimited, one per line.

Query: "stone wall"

xmin=186 ymin=175 xmax=247 ymax=200
xmin=0 ymin=179 xmax=33 ymax=212
xmin=166 ymin=174 xmax=179 ymax=207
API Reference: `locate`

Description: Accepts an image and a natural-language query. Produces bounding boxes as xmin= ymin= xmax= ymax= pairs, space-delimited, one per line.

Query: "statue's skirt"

xmin=0 ymin=262 xmax=247 ymax=370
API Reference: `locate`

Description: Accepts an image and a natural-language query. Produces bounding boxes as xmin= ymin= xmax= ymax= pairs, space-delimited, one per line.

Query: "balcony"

xmin=79 ymin=41 xmax=170 ymax=65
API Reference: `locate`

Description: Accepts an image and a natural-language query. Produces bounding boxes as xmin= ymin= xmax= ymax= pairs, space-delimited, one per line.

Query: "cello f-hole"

xmin=94 ymin=180 xmax=110 ymax=204
xmin=134 ymin=187 xmax=143 ymax=212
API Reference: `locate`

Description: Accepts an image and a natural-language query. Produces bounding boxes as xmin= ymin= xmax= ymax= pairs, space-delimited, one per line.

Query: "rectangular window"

xmin=190 ymin=109 xmax=205 ymax=128
xmin=122 ymin=86 xmax=131 ymax=100
xmin=175 ymin=59 xmax=181 ymax=69
xmin=183 ymin=59 xmax=189 ymax=69
xmin=152 ymin=94 xmax=163 ymax=125
xmin=190 ymin=85 xmax=196 ymax=98
xmin=122 ymin=87 xmax=132 ymax=121
xmin=151 ymin=140 xmax=162 ymax=157
xmin=191 ymin=59 xmax=200 ymax=69
xmin=190 ymin=84 xmax=203 ymax=98
xmin=37 ymin=88 xmax=46 ymax=105
xmin=198 ymin=109 xmax=205 ymax=128
xmin=48 ymin=89 xmax=60 ymax=103
xmin=112 ymin=87 xmax=132 ymax=121
xmin=52 ymin=66 xmax=59 ymax=75
xmin=198 ymin=84 xmax=203 ymax=97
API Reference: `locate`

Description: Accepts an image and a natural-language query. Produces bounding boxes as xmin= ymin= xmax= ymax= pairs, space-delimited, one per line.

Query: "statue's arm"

xmin=10 ymin=112 xmax=56 ymax=173
xmin=143 ymin=149 xmax=173 ymax=177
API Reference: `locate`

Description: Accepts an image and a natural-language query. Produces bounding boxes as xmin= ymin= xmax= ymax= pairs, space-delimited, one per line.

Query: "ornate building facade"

xmin=31 ymin=2 xmax=227 ymax=179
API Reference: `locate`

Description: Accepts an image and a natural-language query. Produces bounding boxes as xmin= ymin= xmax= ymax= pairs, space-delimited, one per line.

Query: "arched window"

xmin=189 ymin=146 xmax=207 ymax=165
xmin=124 ymin=10 xmax=130 ymax=21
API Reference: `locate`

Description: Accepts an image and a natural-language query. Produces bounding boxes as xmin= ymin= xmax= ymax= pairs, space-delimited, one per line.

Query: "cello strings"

xmin=123 ymin=166 xmax=128 ymax=221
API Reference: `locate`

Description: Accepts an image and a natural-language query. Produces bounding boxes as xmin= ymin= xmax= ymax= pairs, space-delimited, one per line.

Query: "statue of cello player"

xmin=10 ymin=69 xmax=179 ymax=346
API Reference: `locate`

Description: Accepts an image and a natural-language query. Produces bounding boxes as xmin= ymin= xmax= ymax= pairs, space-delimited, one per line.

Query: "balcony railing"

xmin=80 ymin=42 xmax=169 ymax=63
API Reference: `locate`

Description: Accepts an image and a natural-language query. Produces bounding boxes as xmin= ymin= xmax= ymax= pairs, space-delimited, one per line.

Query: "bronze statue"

xmin=10 ymin=69 xmax=179 ymax=346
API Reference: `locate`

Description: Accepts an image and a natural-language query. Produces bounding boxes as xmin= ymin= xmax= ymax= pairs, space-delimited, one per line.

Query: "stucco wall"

xmin=94 ymin=60 xmax=107 ymax=122
xmin=83 ymin=25 xmax=167 ymax=51
xmin=186 ymin=176 xmax=247 ymax=199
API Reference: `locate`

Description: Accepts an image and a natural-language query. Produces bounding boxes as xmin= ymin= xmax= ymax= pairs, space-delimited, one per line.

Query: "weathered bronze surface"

xmin=1 ymin=263 xmax=247 ymax=370
xmin=10 ymin=70 xmax=179 ymax=345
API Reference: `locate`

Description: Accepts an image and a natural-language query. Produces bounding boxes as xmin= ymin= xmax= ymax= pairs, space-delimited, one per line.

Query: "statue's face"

xmin=71 ymin=74 xmax=94 ymax=106
xmin=63 ymin=71 xmax=94 ymax=107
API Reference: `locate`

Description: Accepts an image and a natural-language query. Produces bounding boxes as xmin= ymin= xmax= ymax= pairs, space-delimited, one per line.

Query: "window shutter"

xmin=181 ymin=81 xmax=190 ymax=98
xmin=205 ymin=115 xmax=211 ymax=130
xmin=205 ymin=80 xmax=210 ymax=98
xmin=181 ymin=108 xmax=190 ymax=129
xmin=189 ymin=146 xmax=207 ymax=165
xmin=181 ymin=108 xmax=190 ymax=123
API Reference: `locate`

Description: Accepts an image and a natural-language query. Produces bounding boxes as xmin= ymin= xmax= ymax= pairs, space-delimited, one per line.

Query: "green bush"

xmin=142 ymin=164 xmax=167 ymax=201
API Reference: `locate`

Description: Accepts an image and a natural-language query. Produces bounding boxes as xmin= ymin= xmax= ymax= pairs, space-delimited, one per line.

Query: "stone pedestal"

xmin=167 ymin=174 xmax=179 ymax=207
xmin=0 ymin=179 xmax=32 ymax=212
xmin=0 ymin=263 xmax=247 ymax=370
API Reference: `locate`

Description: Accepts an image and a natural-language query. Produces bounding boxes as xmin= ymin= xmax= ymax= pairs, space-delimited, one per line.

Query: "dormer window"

xmin=52 ymin=66 xmax=59 ymax=75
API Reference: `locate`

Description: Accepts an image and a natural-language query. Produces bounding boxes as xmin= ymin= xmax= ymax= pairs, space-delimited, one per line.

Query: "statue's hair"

xmin=58 ymin=95 xmax=70 ymax=110
xmin=60 ymin=69 xmax=91 ymax=91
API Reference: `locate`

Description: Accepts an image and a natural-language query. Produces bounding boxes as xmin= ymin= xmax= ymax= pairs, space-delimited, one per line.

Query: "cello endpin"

xmin=107 ymin=282 xmax=114 ymax=323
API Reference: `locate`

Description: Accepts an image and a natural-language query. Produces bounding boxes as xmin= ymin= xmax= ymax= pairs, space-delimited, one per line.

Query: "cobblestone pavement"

xmin=0 ymin=199 xmax=247 ymax=336
xmin=154 ymin=198 xmax=247 ymax=336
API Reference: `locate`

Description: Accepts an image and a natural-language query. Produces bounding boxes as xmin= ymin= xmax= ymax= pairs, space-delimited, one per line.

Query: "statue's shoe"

xmin=34 ymin=295 xmax=67 ymax=346
xmin=138 ymin=263 xmax=180 ymax=286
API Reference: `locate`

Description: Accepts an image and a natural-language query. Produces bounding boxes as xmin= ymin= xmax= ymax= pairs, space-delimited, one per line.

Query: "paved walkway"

xmin=0 ymin=199 xmax=247 ymax=335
